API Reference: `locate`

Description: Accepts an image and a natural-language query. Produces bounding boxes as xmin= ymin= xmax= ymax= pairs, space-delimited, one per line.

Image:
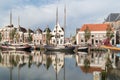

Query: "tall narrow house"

xmin=51 ymin=6 xmax=65 ymax=45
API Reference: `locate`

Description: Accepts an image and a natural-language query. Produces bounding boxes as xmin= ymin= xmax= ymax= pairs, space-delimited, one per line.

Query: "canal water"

xmin=0 ymin=50 xmax=120 ymax=80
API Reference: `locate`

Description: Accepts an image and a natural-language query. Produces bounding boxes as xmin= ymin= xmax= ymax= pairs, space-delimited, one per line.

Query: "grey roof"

xmin=35 ymin=28 xmax=42 ymax=33
xmin=105 ymin=13 xmax=120 ymax=22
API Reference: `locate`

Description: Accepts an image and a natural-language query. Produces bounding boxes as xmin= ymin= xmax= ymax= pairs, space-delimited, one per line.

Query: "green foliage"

xmin=101 ymin=70 xmax=107 ymax=80
xmin=84 ymin=58 xmax=90 ymax=73
xmin=28 ymin=55 xmax=33 ymax=68
xmin=71 ymin=35 xmax=76 ymax=44
xmin=46 ymin=56 xmax=52 ymax=70
xmin=15 ymin=32 xmax=20 ymax=42
xmin=9 ymin=29 xmax=16 ymax=40
xmin=106 ymin=26 xmax=114 ymax=39
xmin=28 ymin=30 xmax=33 ymax=43
xmin=84 ymin=26 xmax=91 ymax=42
xmin=46 ymin=28 xmax=52 ymax=45
xmin=0 ymin=54 xmax=2 ymax=63
xmin=0 ymin=33 xmax=2 ymax=41
xmin=105 ymin=57 xmax=113 ymax=73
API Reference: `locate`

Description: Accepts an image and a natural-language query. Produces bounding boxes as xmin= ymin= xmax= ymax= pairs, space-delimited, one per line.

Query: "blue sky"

xmin=0 ymin=0 xmax=120 ymax=37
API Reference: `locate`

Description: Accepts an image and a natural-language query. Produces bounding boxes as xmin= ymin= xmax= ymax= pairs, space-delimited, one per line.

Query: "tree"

xmin=46 ymin=56 xmax=52 ymax=70
xmin=15 ymin=32 xmax=20 ymax=43
xmin=27 ymin=29 xmax=33 ymax=43
xmin=0 ymin=33 xmax=2 ymax=42
xmin=71 ymin=35 xmax=76 ymax=44
xmin=104 ymin=26 xmax=114 ymax=46
xmin=9 ymin=29 xmax=16 ymax=41
xmin=46 ymin=28 xmax=52 ymax=45
xmin=84 ymin=26 xmax=91 ymax=44
xmin=106 ymin=26 xmax=114 ymax=39
xmin=84 ymin=58 xmax=90 ymax=73
xmin=105 ymin=57 xmax=113 ymax=73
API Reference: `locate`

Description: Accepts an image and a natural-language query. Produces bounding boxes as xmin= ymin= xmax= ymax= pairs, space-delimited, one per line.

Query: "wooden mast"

xmin=64 ymin=4 xmax=66 ymax=44
xmin=55 ymin=0 xmax=59 ymax=45
xmin=10 ymin=11 xmax=12 ymax=25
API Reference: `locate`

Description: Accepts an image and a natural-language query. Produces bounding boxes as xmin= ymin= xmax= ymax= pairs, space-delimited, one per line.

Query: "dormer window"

xmin=59 ymin=30 xmax=61 ymax=32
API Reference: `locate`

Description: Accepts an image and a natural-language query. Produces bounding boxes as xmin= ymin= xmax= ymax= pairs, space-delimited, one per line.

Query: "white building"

xmin=33 ymin=28 xmax=43 ymax=45
xmin=76 ymin=24 xmax=116 ymax=46
xmin=51 ymin=23 xmax=64 ymax=45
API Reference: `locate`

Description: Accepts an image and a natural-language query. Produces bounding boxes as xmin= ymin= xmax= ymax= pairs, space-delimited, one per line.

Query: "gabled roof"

xmin=105 ymin=13 xmax=120 ymax=22
xmin=44 ymin=27 xmax=51 ymax=32
xmin=6 ymin=24 xmax=14 ymax=28
xmin=18 ymin=26 xmax=27 ymax=33
xmin=35 ymin=28 xmax=42 ymax=33
xmin=28 ymin=28 xmax=34 ymax=33
xmin=80 ymin=24 xmax=109 ymax=31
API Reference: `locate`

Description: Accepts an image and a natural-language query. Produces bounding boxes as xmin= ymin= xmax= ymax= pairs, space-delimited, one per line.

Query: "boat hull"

xmin=44 ymin=45 xmax=75 ymax=52
xmin=78 ymin=47 xmax=88 ymax=52
xmin=0 ymin=45 xmax=31 ymax=51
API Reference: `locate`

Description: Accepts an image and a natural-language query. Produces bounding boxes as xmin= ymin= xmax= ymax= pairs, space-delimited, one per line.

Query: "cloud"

xmin=0 ymin=0 xmax=120 ymax=36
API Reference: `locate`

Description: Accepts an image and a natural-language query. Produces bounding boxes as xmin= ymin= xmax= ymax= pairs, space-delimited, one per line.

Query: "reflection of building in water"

xmin=76 ymin=51 xmax=117 ymax=71
xmin=76 ymin=51 xmax=120 ymax=80
xmin=0 ymin=51 xmax=70 ymax=74
xmin=0 ymin=51 xmax=30 ymax=67
xmin=31 ymin=51 xmax=43 ymax=65
xmin=51 ymin=53 xmax=64 ymax=73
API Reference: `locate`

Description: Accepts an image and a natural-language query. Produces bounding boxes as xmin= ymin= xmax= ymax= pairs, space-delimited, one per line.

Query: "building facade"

xmin=51 ymin=23 xmax=64 ymax=45
xmin=33 ymin=28 xmax=43 ymax=45
xmin=76 ymin=24 xmax=116 ymax=46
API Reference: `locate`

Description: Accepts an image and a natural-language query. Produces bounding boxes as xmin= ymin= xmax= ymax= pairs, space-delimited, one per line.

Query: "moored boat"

xmin=44 ymin=45 xmax=75 ymax=52
xmin=0 ymin=43 xmax=31 ymax=51
xmin=77 ymin=46 xmax=88 ymax=52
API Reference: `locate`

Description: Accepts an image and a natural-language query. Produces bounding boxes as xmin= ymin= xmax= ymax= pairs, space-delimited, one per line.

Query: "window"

xmin=92 ymin=35 xmax=94 ymax=37
xmin=53 ymin=40 xmax=55 ymax=43
xmin=61 ymin=35 xmax=63 ymax=37
xmin=60 ymin=39 xmax=62 ymax=44
xmin=95 ymin=40 xmax=98 ymax=43
xmin=59 ymin=30 xmax=61 ymax=32
xmin=81 ymin=40 xmax=83 ymax=42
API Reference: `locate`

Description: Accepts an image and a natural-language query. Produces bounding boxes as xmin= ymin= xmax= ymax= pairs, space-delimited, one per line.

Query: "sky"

xmin=0 ymin=0 xmax=120 ymax=37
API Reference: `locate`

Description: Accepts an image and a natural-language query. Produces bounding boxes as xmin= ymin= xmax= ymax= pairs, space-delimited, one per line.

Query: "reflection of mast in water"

xmin=64 ymin=54 xmax=65 ymax=80
xmin=18 ymin=66 xmax=20 ymax=80
xmin=9 ymin=67 xmax=13 ymax=80
xmin=56 ymin=54 xmax=58 ymax=80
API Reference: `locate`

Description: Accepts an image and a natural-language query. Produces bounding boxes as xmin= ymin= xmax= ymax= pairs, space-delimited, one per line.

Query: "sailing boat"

xmin=0 ymin=15 xmax=31 ymax=51
xmin=45 ymin=5 xmax=75 ymax=52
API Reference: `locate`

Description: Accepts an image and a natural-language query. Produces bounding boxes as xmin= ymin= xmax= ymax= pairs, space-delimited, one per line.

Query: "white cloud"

xmin=0 ymin=0 xmax=120 ymax=36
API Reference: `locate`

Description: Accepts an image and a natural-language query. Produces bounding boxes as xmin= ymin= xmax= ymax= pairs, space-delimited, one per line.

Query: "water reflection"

xmin=0 ymin=50 xmax=93 ymax=80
